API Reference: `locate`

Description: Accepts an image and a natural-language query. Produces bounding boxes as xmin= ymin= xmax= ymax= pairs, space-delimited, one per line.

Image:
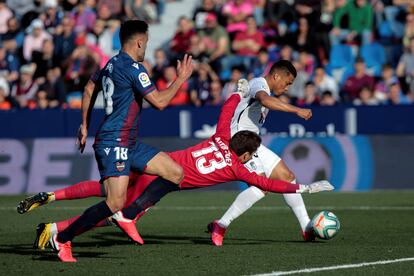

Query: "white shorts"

xmin=243 ymin=144 xmax=281 ymax=177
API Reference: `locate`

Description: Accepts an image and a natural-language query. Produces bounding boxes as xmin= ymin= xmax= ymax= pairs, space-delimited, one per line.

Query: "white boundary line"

xmin=252 ymin=257 xmax=414 ymax=276
xmin=2 ymin=206 xmax=414 ymax=211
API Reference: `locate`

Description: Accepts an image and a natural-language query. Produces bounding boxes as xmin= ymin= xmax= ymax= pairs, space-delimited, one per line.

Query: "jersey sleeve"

xmin=215 ymin=93 xmax=242 ymax=141
xmin=131 ymin=64 xmax=156 ymax=97
xmin=249 ymin=78 xmax=271 ymax=98
xmin=234 ymin=162 xmax=300 ymax=193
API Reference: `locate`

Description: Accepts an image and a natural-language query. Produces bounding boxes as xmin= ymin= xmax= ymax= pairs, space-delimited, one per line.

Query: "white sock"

xmin=50 ymin=222 xmax=58 ymax=235
xmin=283 ymin=179 xmax=310 ymax=231
xmin=218 ymin=186 xmax=265 ymax=228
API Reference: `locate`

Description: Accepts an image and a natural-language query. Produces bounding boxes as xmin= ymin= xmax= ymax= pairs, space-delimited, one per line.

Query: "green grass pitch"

xmin=1 ymin=191 xmax=414 ymax=275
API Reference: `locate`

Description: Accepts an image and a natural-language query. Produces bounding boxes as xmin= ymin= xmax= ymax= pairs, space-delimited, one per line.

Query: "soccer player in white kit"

xmin=208 ymin=60 xmax=315 ymax=246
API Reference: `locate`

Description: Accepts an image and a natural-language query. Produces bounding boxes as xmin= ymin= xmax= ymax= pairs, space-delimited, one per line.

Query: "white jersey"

xmin=230 ymin=77 xmax=271 ymax=136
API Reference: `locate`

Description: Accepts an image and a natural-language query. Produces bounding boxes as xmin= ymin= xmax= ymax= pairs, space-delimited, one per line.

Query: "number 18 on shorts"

xmin=94 ymin=146 xmax=131 ymax=181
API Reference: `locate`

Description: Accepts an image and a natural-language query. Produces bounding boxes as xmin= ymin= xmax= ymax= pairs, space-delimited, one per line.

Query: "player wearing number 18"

xmin=51 ymin=20 xmax=193 ymax=262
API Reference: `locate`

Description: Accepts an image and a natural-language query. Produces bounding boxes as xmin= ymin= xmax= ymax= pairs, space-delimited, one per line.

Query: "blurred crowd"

xmin=1 ymin=0 xmax=414 ymax=110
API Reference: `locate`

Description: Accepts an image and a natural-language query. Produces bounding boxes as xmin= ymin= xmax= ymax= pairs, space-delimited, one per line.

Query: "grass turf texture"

xmin=0 ymin=191 xmax=413 ymax=275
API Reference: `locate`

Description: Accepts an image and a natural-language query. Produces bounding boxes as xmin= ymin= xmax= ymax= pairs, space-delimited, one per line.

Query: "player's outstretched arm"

xmin=255 ymin=91 xmax=312 ymax=120
xmin=236 ymin=164 xmax=333 ymax=194
xmin=144 ymin=54 xmax=193 ymax=110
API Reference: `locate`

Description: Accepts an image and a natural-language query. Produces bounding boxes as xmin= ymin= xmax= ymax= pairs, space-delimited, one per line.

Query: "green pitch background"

xmin=1 ymin=191 xmax=413 ymax=275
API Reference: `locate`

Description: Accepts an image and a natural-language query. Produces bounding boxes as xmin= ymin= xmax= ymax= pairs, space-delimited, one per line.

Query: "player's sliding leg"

xmin=34 ymin=217 xmax=112 ymax=250
xmin=210 ymin=186 xmax=265 ymax=246
xmin=17 ymin=180 xmax=104 ymax=214
xmin=112 ymin=176 xmax=180 ymax=244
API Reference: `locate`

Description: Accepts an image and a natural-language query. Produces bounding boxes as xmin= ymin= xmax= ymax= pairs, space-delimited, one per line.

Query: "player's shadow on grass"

xmin=0 ymin=244 xmax=112 ymax=261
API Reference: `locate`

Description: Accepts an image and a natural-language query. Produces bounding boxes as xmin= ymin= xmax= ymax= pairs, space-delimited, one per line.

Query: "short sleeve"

xmin=131 ymin=63 xmax=156 ymax=97
xmin=249 ymin=78 xmax=271 ymax=98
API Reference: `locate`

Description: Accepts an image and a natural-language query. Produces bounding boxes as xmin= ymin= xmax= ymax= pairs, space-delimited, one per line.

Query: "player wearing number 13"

xmin=51 ymin=20 xmax=193 ymax=262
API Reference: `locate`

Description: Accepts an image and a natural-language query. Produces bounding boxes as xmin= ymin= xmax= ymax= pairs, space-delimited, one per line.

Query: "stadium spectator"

xmin=209 ymin=80 xmax=223 ymax=106
xmin=297 ymin=81 xmax=320 ymax=106
xmin=40 ymin=0 xmax=65 ymax=34
xmin=53 ymin=16 xmax=77 ymax=67
xmin=169 ymin=16 xmax=196 ymax=60
xmin=353 ymin=86 xmax=379 ymax=105
xmin=387 ymin=81 xmax=412 ymax=105
xmin=396 ymin=37 xmax=414 ymax=93
xmin=97 ymin=0 xmax=124 ymax=19
xmin=342 ymin=57 xmax=375 ymax=102
xmin=85 ymin=19 xmax=120 ymax=58
xmin=70 ymin=0 xmax=96 ymax=34
xmin=0 ymin=75 xmax=9 ymax=97
xmin=403 ymin=12 xmax=414 ymax=49
xmin=320 ymin=90 xmax=337 ymax=106
xmin=0 ymin=84 xmax=11 ymax=110
xmin=250 ymin=48 xmax=271 ymax=78
xmin=152 ymin=48 xmax=169 ymax=83
xmin=192 ymin=0 xmax=222 ymax=31
xmin=230 ymin=16 xmax=265 ymax=71
xmin=222 ymin=0 xmax=254 ymax=34
xmin=23 ymin=19 xmax=52 ymax=62
xmin=316 ymin=0 xmax=335 ymax=65
xmin=10 ymin=64 xmax=39 ymax=108
xmin=32 ymin=39 xmax=59 ymax=82
xmin=0 ymin=0 xmax=13 ymax=35
xmin=374 ymin=64 xmax=399 ymax=103
xmin=1 ymin=16 xmax=25 ymax=51
xmin=156 ymin=65 xmax=189 ymax=106
xmin=313 ymin=66 xmax=339 ymax=100
xmin=330 ymin=0 xmax=374 ymax=45
xmin=189 ymin=62 xmax=219 ymax=107
xmin=6 ymin=0 xmax=36 ymax=21
xmin=38 ymin=68 xmax=67 ymax=107
xmin=0 ymin=44 xmax=20 ymax=83
xmin=288 ymin=61 xmax=308 ymax=101
xmin=64 ymin=45 xmax=99 ymax=94
xmin=197 ymin=13 xmax=230 ymax=75
xmin=124 ymin=0 xmax=156 ymax=22
xmin=288 ymin=16 xmax=318 ymax=58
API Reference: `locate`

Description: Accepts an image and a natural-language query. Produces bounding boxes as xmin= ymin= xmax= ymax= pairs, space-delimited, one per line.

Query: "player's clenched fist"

xmin=296 ymin=108 xmax=312 ymax=120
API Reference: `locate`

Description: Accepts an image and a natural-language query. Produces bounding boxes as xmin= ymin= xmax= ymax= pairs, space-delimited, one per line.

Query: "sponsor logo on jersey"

xmin=104 ymin=148 xmax=111 ymax=156
xmin=116 ymin=161 xmax=125 ymax=172
xmin=132 ymin=63 xmax=139 ymax=70
xmin=138 ymin=72 xmax=151 ymax=88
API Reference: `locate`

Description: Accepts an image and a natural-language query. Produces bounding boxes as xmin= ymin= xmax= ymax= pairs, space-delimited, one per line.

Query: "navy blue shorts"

xmin=94 ymin=144 xmax=133 ymax=182
xmin=94 ymin=142 xmax=160 ymax=182
xmin=130 ymin=142 xmax=160 ymax=173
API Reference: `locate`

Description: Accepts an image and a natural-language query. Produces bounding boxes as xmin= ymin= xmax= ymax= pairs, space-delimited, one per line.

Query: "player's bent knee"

xmin=106 ymin=196 xmax=127 ymax=212
xmin=168 ymin=164 xmax=184 ymax=184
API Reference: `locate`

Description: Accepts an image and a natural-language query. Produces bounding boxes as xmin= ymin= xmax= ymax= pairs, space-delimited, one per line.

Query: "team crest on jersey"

xmin=138 ymin=72 xmax=151 ymax=87
xmin=106 ymin=63 xmax=113 ymax=73
xmin=116 ymin=162 xmax=125 ymax=172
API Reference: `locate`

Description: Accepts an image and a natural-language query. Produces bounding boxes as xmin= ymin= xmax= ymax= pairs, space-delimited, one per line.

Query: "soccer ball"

xmin=311 ymin=211 xmax=340 ymax=240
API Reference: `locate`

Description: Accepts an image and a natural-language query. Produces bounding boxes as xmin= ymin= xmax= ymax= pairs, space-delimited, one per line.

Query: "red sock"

xmin=56 ymin=216 xmax=109 ymax=232
xmin=54 ymin=180 xmax=103 ymax=200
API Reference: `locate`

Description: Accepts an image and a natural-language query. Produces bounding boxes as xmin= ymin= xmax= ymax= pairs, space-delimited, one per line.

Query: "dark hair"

xmin=229 ymin=131 xmax=261 ymax=156
xmin=269 ymin=60 xmax=297 ymax=78
xmin=119 ymin=20 xmax=148 ymax=46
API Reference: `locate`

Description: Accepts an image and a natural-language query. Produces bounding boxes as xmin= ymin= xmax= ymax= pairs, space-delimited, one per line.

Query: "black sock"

xmin=57 ymin=200 xmax=113 ymax=243
xmin=122 ymin=177 xmax=179 ymax=220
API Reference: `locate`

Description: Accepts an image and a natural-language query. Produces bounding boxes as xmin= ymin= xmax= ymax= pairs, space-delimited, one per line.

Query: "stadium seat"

xmin=360 ymin=43 xmax=386 ymax=77
xmin=326 ymin=44 xmax=356 ymax=85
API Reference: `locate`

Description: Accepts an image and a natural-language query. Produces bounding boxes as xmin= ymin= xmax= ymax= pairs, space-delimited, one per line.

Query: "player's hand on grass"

xmin=296 ymin=108 xmax=312 ymax=120
xmin=299 ymin=180 xmax=334 ymax=194
xmin=176 ymin=54 xmax=193 ymax=82
xmin=77 ymin=124 xmax=88 ymax=153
